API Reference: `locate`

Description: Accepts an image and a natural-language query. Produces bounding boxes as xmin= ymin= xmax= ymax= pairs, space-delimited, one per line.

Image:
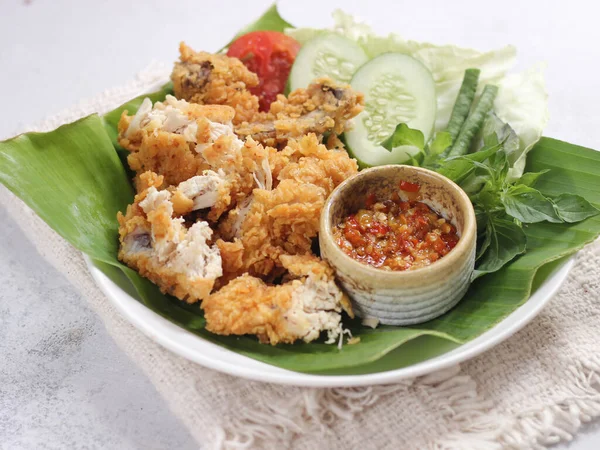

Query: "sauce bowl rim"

xmin=320 ymin=164 xmax=477 ymax=281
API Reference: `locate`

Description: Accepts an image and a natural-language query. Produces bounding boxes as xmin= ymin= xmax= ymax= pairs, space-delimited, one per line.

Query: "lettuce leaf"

xmin=494 ymin=64 xmax=549 ymax=180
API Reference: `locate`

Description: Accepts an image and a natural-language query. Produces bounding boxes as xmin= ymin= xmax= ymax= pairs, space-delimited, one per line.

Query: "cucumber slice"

xmin=289 ymin=33 xmax=368 ymax=90
xmin=345 ymin=53 xmax=437 ymax=167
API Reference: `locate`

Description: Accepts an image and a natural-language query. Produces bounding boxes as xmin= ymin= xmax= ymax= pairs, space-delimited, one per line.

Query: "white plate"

xmin=85 ymin=256 xmax=572 ymax=387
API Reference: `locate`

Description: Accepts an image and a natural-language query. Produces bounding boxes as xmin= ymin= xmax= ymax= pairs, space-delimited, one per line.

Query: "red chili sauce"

xmin=333 ymin=181 xmax=460 ymax=271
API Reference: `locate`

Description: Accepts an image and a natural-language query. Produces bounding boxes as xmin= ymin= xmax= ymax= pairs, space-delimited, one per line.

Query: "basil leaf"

xmin=429 ymin=131 xmax=452 ymax=156
xmin=436 ymin=141 xmax=503 ymax=183
xmin=482 ymin=113 xmax=501 ymax=147
xmin=490 ymin=149 xmax=509 ymax=186
xmin=407 ymin=151 xmax=424 ymax=167
xmin=460 ymin=172 xmax=489 ymax=196
xmin=482 ymin=112 xmax=520 ymax=165
xmin=552 ymin=193 xmax=600 ymax=222
xmin=476 ymin=221 xmax=492 ymax=261
xmin=380 ymin=123 xmax=425 ymax=152
xmin=437 ymin=160 xmax=475 ymax=184
xmin=474 ymin=206 xmax=489 ymax=231
xmin=501 ymin=185 xmax=562 ymax=223
xmin=518 ymin=169 xmax=550 ymax=187
xmin=473 ymin=216 xmax=527 ymax=279
xmin=476 ymin=181 xmax=502 ymax=211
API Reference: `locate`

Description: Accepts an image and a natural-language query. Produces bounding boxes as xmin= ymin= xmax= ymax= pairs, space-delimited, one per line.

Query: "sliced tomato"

xmin=365 ymin=192 xmax=377 ymax=208
xmin=227 ymin=31 xmax=300 ymax=111
xmin=399 ymin=181 xmax=421 ymax=193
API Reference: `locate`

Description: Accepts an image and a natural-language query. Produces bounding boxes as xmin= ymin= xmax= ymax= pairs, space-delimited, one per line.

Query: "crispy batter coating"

xmin=219 ymin=179 xmax=325 ymax=278
xmin=270 ymin=133 xmax=359 ymax=192
xmin=118 ymin=95 xmax=234 ymax=189
xmin=171 ymin=42 xmax=260 ymax=124
xmin=117 ymin=172 xmax=222 ymax=303
xmin=118 ymin=95 xmax=272 ymax=221
xmin=218 ymin=134 xmax=358 ymax=278
xmin=118 ymin=47 xmax=364 ymax=345
xmin=235 ymin=77 xmax=364 ymax=148
xmin=202 ymin=254 xmax=353 ymax=345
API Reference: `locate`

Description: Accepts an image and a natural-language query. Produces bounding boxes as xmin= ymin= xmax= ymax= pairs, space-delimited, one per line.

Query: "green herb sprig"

xmin=380 ymin=70 xmax=599 ymax=278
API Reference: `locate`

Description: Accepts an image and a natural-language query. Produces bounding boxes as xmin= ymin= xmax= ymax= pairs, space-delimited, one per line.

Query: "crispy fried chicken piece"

xmin=219 ymin=179 xmax=325 ymax=279
xmin=118 ymin=95 xmax=234 ymax=188
xmin=196 ymin=132 xmax=272 ymax=221
xmin=202 ymin=254 xmax=353 ymax=345
xmin=171 ymin=42 xmax=260 ymax=124
xmin=117 ymin=172 xmax=222 ymax=303
xmin=118 ymin=95 xmax=272 ymax=221
xmin=269 ymin=133 xmax=359 ymax=192
xmin=235 ymin=77 xmax=364 ymax=148
xmin=218 ymin=134 xmax=358 ymax=278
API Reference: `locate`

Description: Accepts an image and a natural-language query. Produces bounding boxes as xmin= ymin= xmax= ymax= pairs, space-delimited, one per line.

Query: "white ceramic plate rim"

xmin=85 ymin=255 xmax=573 ymax=387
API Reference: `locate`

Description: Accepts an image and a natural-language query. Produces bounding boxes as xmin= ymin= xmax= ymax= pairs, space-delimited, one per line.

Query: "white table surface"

xmin=1 ymin=0 xmax=599 ymax=448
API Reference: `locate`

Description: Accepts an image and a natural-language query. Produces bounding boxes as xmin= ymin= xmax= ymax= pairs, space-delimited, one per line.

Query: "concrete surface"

xmin=0 ymin=209 xmax=196 ymax=450
xmin=1 ymin=0 xmax=600 ymax=448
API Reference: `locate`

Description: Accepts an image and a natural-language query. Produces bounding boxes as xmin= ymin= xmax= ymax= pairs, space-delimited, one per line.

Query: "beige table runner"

xmin=2 ymin=65 xmax=600 ymax=450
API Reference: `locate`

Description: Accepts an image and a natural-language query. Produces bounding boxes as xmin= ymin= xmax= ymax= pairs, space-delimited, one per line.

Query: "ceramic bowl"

xmin=319 ymin=165 xmax=477 ymax=325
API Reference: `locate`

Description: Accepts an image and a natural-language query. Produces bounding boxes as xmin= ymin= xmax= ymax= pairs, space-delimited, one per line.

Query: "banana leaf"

xmin=220 ymin=3 xmax=294 ymax=50
xmin=1 ymin=108 xmax=599 ymax=373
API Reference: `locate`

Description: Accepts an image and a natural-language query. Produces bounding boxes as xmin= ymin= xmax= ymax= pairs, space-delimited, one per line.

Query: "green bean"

xmin=446 ymin=68 xmax=480 ymax=142
xmin=447 ymin=84 xmax=498 ymax=157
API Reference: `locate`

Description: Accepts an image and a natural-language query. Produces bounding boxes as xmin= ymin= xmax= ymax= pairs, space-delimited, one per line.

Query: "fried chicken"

xmin=117 ymin=46 xmax=364 ymax=346
xmin=202 ymin=254 xmax=353 ymax=345
xmin=117 ymin=172 xmax=222 ymax=303
xmin=171 ymin=42 xmax=260 ymax=124
xmin=235 ymin=77 xmax=364 ymax=148
xmin=218 ymin=134 xmax=358 ymax=278
xmin=218 ymin=179 xmax=325 ymax=279
xmin=118 ymin=95 xmax=233 ymax=188
xmin=118 ymin=95 xmax=271 ymax=220
xmin=269 ymin=132 xmax=359 ymax=191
